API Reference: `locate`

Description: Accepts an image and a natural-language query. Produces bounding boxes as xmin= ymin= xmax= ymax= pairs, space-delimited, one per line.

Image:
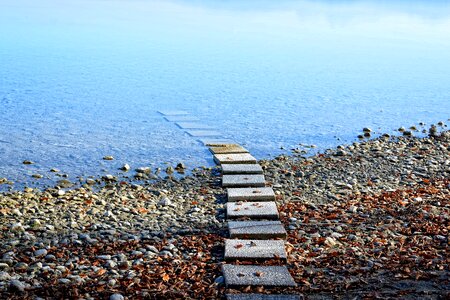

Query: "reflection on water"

xmin=0 ymin=0 xmax=449 ymax=189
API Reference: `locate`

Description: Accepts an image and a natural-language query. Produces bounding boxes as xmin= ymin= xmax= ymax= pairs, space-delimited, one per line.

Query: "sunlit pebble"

xmin=398 ymin=127 xmax=405 ymax=132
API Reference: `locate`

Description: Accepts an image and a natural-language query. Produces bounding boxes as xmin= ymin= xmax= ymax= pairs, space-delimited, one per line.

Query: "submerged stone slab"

xmin=228 ymin=221 xmax=287 ymax=239
xmin=198 ymin=139 xmax=236 ymax=146
xmin=222 ymin=175 xmax=265 ymax=188
xmin=227 ymin=187 xmax=276 ymax=202
xmin=186 ymin=130 xmax=222 ymax=137
xmin=227 ymin=201 xmax=279 ymax=219
xmin=164 ymin=116 xmax=200 ymax=122
xmin=158 ymin=110 xmax=189 ymax=116
xmin=214 ymin=153 xmax=257 ymax=165
xmin=209 ymin=145 xmax=249 ymax=154
xmin=227 ymin=294 xmax=301 ymax=300
xmin=221 ymin=164 xmax=263 ymax=175
xmin=176 ymin=122 xmax=216 ymax=129
xmin=222 ymin=265 xmax=296 ymax=287
xmin=224 ymin=239 xmax=286 ymax=260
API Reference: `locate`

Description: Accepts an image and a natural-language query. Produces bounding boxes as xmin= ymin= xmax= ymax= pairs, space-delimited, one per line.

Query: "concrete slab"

xmin=209 ymin=145 xmax=249 ymax=154
xmin=164 ymin=116 xmax=200 ymax=122
xmin=186 ymin=130 xmax=222 ymax=137
xmin=158 ymin=110 xmax=189 ymax=116
xmin=224 ymin=239 xmax=286 ymax=260
xmin=222 ymin=175 xmax=265 ymax=188
xmin=222 ymin=164 xmax=263 ymax=175
xmin=228 ymin=221 xmax=287 ymax=239
xmin=176 ymin=122 xmax=216 ymax=129
xmin=222 ymin=265 xmax=296 ymax=287
xmin=227 ymin=294 xmax=301 ymax=300
xmin=198 ymin=139 xmax=236 ymax=146
xmin=214 ymin=153 xmax=257 ymax=165
xmin=227 ymin=201 xmax=279 ymax=219
xmin=227 ymin=187 xmax=276 ymax=202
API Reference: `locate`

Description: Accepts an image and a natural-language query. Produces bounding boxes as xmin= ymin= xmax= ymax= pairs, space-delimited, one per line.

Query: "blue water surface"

xmin=1 ymin=0 xmax=449 ymax=189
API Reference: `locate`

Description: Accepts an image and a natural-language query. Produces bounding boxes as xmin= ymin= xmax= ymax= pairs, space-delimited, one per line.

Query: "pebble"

xmin=9 ymin=279 xmax=25 ymax=292
xmin=34 ymin=249 xmax=48 ymax=257
xmin=103 ymin=156 xmax=114 ymax=160
xmin=110 ymin=293 xmax=124 ymax=300
xmin=120 ymin=164 xmax=131 ymax=171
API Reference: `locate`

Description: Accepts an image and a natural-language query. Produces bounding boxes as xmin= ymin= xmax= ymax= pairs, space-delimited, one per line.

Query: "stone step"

xmin=224 ymin=239 xmax=286 ymax=260
xmin=214 ymin=153 xmax=257 ymax=165
xmin=198 ymin=139 xmax=236 ymax=147
xmin=165 ymin=115 xmax=200 ymax=122
xmin=209 ymin=145 xmax=249 ymax=154
xmin=227 ymin=294 xmax=301 ymax=300
xmin=186 ymin=130 xmax=222 ymax=137
xmin=228 ymin=221 xmax=287 ymax=239
xmin=222 ymin=265 xmax=296 ymax=287
xmin=227 ymin=187 xmax=276 ymax=202
xmin=221 ymin=164 xmax=263 ymax=175
xmin=158 ymin=110 xmax=189 ymax=116
xmin=227 ymin=201 xmax=279 ymax=220
xmin=222 ymin=175 xmax=265 ymax=188
xmin=176 ymin=122 xmax=216 ymax=129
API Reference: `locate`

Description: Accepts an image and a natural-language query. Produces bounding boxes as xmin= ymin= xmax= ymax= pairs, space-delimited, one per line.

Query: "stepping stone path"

xmin=161 ymin=111 xmax=297 ymax=297
xmin=211 ymin=142 xmax=297 ymax=297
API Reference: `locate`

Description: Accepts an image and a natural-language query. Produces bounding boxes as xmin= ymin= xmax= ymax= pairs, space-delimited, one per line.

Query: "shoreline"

xmin=1 ymin=130 xmax=449 ymax=298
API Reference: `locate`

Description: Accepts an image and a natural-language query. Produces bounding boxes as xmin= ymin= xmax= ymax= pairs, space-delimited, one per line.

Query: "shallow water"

xmin=1 ymin=0 xmax=450 ymax=190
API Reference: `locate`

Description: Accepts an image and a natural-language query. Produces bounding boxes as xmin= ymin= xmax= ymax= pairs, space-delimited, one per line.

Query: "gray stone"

xmin=227 ymin=187 xmax=276 ymax=202
xmin=198 ymin=139 xmax=236 ymax=146
xmin=214 ymin=153 xmax=257 ymax=164
xmin=109 ymin=294 xmax=125 ymax=300
xmin=222 ymin=164 xmax=263 ymax=174
xmin=186 ymin=130 xmax=222 ymax=137
xmin=158 ymin=110 xmax=188 ymax=116
xmin=176 ymin=122 xmax=215 ymax=129
xmin=227 ymin=201 xmax=279 ymax=219
xmin=10 ymin=279 xmax=25 ymax=292
xmin=222 ymin=175 xmax=265 ymax=188
xmin=34 ymin=249 xmax=48 ymax=257
xmin=227 ymin=294 xmax=301 ymax=300
xmin=209 ymin=145 xmax=249 ymax=154
xmin=222 ymin=265 xmax=296 ymax=287
xmin=164 ymin=116 xmax=200 ymax=122
xmin=224 ymin=239 xmax=286 ymax=260
xmin=228 ymin=221 xmax=287 ymax=239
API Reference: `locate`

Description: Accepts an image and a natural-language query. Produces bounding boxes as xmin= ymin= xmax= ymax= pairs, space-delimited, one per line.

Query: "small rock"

xmin=10 ymin=279 xmax=25 ymax=292
xmin=32 ymin=174 xmax=43 ymax=179
xmin=103 ymin=156 xmax=114 ymax=160
xmin=158 ymin=197 xmax=171 ymax=206
xmin=10 ymin=223 xmax=24 ymax=232
xmin=214 ymin=276 xmax=224 ymax=284
xmin=363 ymin=128 xmax=372 ymax=133
xmin=110 ymin=293 xmax=124 ymax=300
xmin=166 ymin=166 xmax=174 ymax=174
xmin=34 ymin=249 xmax=48 ymax=257
xmin=120 ymin=164 xmax=130 ymax=171
xmin=0 ymin=271 xmax=11 ymax=281
xmin=23 ymin=160 xmax=34 ymax=165
xmin=57 ymin=179 xmax=73 ymax=188
xmin=50 ymin=168 xmax=60 ymax=172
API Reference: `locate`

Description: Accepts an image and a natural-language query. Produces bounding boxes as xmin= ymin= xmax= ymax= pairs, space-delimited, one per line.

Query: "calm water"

xmin=1 ymin=0 xmax=450 ymax=190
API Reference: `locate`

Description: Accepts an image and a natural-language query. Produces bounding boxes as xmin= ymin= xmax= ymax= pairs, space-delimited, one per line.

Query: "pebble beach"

xmin=0 ymin=128 xmax=449 ymax=299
